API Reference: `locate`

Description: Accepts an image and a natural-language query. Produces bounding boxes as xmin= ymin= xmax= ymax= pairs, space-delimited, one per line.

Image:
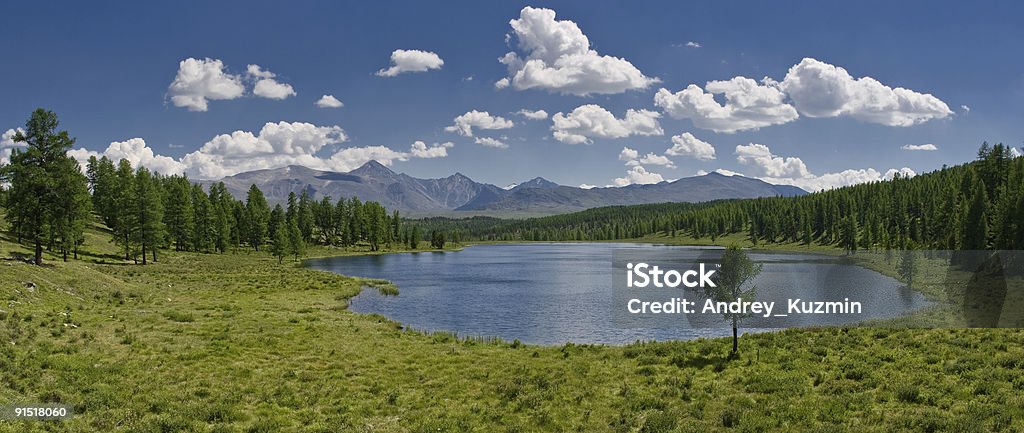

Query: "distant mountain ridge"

xmin=208 ymin=161 xmax=806 ymax=215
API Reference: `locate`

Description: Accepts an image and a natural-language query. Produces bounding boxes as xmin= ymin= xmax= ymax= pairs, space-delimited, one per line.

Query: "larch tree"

xmin=134 ymin=167 xmax=165 ymax=264
xmin=0 ymin=109 xmax=89 ymax=265
xmin=704 ymin=245 xmax=762 ymax=355
xmin=245 ymin=185 xmax=269 ymax=251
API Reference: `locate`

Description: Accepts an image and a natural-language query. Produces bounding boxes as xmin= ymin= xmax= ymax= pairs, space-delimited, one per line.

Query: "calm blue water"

xmin=305 ymin=243 xmax=929 ymax=345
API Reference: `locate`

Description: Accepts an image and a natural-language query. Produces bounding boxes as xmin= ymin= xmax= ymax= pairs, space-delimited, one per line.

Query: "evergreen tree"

xmin=52 ymin=155 xmax=92 ymax=261
xmin=297 ymin=189 xmax=314 ymax=243
xmin=271 ymin=221 xmax=287 ymax=264
xmin=286 ymin=191 xmax=298 ymax=225
xmin=163 ymin=175 xmax=194 ymax=251
xmin=287 ymin=219 xmax=305 ymax=261
xmin=410 ymin=226 xmax=420 ymax=249
xmin=392 ymin=210 xmax=401 ymax=241
xmin=86 ymin=155 xmax=118 ymax=227
xmin=705 ymin=245 xmax=762 ymax=355
xmin=191 ymin=184 xmax=214 ymax=252
xmin=0 ymin=109 xmax=87 ymax=265
xmin=841 ymin=214 xmax=858 ymax=254
xmin=898 ymin=250 xmax=917 ymax=288
xmin=208 ymin=182 xmax=233 ymax=253
xmin=269 ymin=203 xmax=285 ymax=244
xmin=245 ymin=185 xmax=269 ymax=251
xmin=135 ymin=167 xmax=165 ymax=264
xmin=430 ymin=230 xmax=446 ymax=249
xmin=350 ymin=197 xmax=364 ymax=244
xmin=112 ymin=159 xmax=137 ymax=261
xmin=367 ymin=202 xmax=386 ymax=251
xmin=962 ymin=170 xmax=989 ymax=250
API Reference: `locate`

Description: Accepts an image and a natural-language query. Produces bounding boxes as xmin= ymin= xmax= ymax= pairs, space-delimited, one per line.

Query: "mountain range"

xmin=209 ymin=161 xmax=806 ymax=215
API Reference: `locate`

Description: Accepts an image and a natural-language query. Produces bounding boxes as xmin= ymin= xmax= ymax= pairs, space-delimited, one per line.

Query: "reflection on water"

xmin=305 ymin=243 xmax=929 ymax=345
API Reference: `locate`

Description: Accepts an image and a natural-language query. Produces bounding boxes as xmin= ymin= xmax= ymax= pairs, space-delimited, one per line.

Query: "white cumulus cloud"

xmin=551 ymin=104 xmax=663 ymax=144
xmin=618 ymin=147 xmax=639 ymax=162
xmin=474 ymin=137 xmax=509 ymax=149
xmin=516 ymin=109 xmax=549 ymax=120
xmin=733 ymin=143 xmax=916 ymax=191
xmin=901 ymin=143 xmax=938 ymax=151
xmin=247 ymin=64 xmax=296 ymax=100
xmin=497 ymin=6 xmax=658 ymax=96
xmin=666 ymin=132 xmax=716 ymax=161
xmin=445 ymin=110 xmax=514 ymax=137
xmin=654 ymin=57 xmax=952 ymax=132
xmin=180 ymin=121 xmax=348 ymax=178
xmin=59 ymin=123 xmax=452 ymax=180
xmin=654 ymin=77 xmax=798 ymax=133
xmin=619 ymin=146 xmax=675 ymax=168
xmin=409 ymin=141 xmax=453 ymax=158
xmin=735 ymin=143 xmax=810 ymax=178
xmin=779 ymin=58 xmax=952 ymax=126
xmin=315 ymin=94 xmax=344 ymax=108
xmin=167 ymin=58 xmax=245 ymax=111
xmin=613 ymin=165 xmax=665 ymax=187
xmin=376 ymin=49 xmax=444 ymax=77
xmin=69 ymin=138 xmax=186 ymax=176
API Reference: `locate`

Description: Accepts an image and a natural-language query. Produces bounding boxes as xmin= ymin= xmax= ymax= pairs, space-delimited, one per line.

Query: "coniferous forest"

xmin=412 ymin=143 xmax=1023 ymax=255
xmin=0 ymin=109 xmax=405 ymax=266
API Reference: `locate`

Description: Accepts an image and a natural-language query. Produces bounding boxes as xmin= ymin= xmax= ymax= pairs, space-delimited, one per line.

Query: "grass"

xmin=2 ymin=222 xmax=1024 ymax=432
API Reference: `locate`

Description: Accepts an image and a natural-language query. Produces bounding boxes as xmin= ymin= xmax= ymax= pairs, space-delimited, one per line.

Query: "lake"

xmin=305 ymin=243 xmax=929 ymax=345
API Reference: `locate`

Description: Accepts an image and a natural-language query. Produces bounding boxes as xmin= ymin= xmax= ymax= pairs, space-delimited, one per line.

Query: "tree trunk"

xmin=732 ymin=316 xmax=739 ymax=354
xmin=142 ymin=243 xmax=147 ymax=265
xmin=152 ymin=248 xmax=157 ymax=263
xmin=34 ymin=240 xmax=43 ymax=266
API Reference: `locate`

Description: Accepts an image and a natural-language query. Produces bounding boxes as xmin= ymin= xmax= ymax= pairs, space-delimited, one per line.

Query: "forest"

xmin=411 ymin=143 xmax=1024 ymax=254
xmin=0 ymin=109 xmax=422 ymax=266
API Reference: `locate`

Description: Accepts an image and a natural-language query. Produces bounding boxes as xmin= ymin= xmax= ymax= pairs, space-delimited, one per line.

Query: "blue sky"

xmin=1 ymin=1 xmax=1022 ymax=190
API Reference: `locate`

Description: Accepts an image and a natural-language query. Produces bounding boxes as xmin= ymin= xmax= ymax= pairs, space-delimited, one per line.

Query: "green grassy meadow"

xmin=2 ymin=223 xmax=1024 ymax=432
